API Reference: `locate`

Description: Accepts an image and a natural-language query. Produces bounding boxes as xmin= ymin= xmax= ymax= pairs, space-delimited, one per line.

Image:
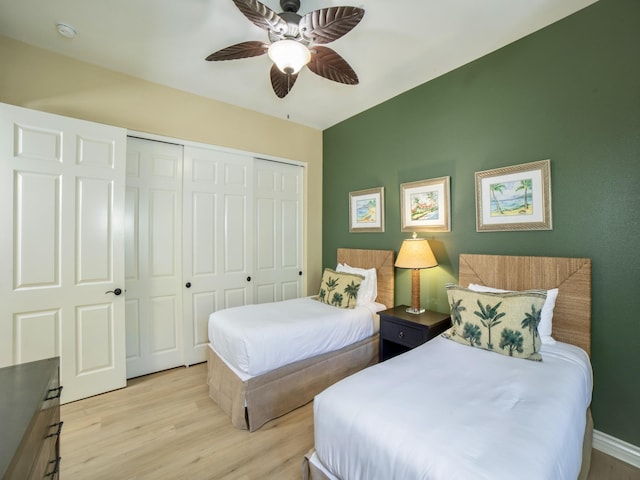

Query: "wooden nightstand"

xmin=379 ymin=305 xmax=451 ymax=361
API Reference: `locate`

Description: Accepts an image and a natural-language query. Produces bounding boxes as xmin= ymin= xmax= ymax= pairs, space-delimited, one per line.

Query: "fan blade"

xmin=206 ymin=41 xmax=268 ymax=61
xmin=299 ymin=7 xmax=364 ymax=44
xmin=307 ymin=46 xmax=358 ymax=85
xmin=232 ymin=0 xmax=288 ymax=37
xmin=270 ymin=64 xmax=298 ymax=98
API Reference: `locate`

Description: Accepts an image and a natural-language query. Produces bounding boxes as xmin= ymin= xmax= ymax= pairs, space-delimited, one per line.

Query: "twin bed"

xmin=206 ymin=248 xmax=395 ymax=431
xmin=207 ymin=250 xmax=594 ymax=479
xmin=303 ymin=253 xmax=593 ymax=480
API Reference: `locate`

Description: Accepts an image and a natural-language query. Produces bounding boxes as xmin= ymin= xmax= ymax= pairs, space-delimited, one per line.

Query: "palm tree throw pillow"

xmin=315 ymin=268 xmax=365 ymax=308
xmin=443 ymin=283 xmax=547 ymax=361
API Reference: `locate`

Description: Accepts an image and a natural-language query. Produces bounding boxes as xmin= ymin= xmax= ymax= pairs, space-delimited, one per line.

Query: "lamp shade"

xmin=268 ymin=39 xmax=311 ymax=75
xmin=395 ymin=238 xmax=438 ymax=269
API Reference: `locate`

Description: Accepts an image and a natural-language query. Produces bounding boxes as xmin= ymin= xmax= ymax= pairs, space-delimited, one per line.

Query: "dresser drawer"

xmin=1 ymin=358 xmax=61 ymax=480
xmin=380 ymin=319 xmax=425 ymax=348
xmin=29 ymin=428 xmax=61 ymax=480
xmin=7 ymin=387 xmax=60 ymax=480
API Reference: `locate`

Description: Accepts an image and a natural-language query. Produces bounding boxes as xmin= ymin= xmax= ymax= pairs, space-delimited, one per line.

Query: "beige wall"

xmin=0 ymin=35 xmax=323 ymax=293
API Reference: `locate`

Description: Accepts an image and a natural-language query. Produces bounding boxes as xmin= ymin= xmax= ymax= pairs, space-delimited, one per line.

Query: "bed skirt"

xmin=302 ymin=408 xmax=594 ymax=480
xmin=207 ymin=334 xmax=379 ymax=432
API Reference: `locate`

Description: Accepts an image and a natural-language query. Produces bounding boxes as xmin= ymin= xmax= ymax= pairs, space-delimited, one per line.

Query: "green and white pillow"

xmin=315 ymin=268 xmax=364 ymax=309
xmin=443 ymin=283 xmax=547 ymax=361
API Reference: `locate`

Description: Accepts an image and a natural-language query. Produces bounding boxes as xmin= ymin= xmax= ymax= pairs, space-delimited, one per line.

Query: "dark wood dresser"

xmin=0 ymin=357 xmax=62 ymax=479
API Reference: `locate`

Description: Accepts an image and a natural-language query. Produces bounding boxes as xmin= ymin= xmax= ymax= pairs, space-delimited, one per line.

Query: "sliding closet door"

xmin=125 ymin=137 xmax=184 ymax=378
xmin=0 ymin=103 xmax=127 ymax=403
xmin=182 ymin=146 xmax=254 ymax=366
xmin=123 ymin=138 xmax=302 ymax=369
xmin=254 ymin=159 xmax=304 ymax=303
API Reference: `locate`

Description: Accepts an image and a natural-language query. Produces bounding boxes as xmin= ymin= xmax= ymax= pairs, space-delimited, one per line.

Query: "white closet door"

xmin=0 ymin=103 xmax=127 ymax=403
xmin=125 ymin=137 xmax=184 ymax=378
xmin=254 ymin=159 xmax=304 ymax=303
xmin=182 ymin=146 xmax=253 ymax=366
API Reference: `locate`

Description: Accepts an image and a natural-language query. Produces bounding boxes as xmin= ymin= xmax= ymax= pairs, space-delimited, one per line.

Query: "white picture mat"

xmin=479 ymin=168 xmax=544 ymax=225
xmin=402 ymin=182 xmax=446 ymax=227
xmin=351 ymin=191 xmax=382 ymax=229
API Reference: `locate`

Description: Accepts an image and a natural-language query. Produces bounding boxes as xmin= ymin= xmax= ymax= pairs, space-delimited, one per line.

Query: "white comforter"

xmin=208 ymin=297 xmax=382 ymax=377
xmin=314 ymin=335 xmax=593 ymax=480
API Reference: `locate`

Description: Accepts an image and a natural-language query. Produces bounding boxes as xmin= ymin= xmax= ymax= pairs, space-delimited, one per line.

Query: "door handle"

xmin=105 ymin=288 xmax=123 ymax=296
xmin=185 ymin=282 xmax=191 ymax=288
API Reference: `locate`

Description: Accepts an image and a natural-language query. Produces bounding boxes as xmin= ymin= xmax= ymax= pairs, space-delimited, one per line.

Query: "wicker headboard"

xmin=337 ymin=248 xmax=395 ymax=309
xmin=458 ymin=254 xmax=592 ymax=356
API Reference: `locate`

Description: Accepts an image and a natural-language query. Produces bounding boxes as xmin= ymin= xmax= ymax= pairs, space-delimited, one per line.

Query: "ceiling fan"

xmin=206 ymin=0 xmax=365 ymax=98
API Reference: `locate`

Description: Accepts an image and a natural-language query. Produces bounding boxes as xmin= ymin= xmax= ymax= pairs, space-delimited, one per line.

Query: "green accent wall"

xmin=322 ymin=0 xmax=639 ymax=446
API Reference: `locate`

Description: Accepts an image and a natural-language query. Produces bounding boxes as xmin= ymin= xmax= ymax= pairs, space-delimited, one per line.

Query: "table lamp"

xmin=395 ymin=233 xmax=438 ymax=314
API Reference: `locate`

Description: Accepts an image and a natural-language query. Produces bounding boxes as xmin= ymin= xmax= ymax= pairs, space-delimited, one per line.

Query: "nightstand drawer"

xmin=380 ymin=320 xmax=424 ymax=348
xmin=378 ymin=306 xmax=450 ymax=362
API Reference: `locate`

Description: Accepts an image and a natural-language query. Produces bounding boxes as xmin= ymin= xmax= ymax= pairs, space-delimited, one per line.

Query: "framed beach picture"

xmin=475 ymin=159 xmax=552 ymax=232
xmin=349 ymin=187 xmax=385 ymax=232
xmin=400 ymin=176 xmax=451 ymax=232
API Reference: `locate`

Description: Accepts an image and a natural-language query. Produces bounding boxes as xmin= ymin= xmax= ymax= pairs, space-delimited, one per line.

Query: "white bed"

xmin=207 ymin=248 xmax=395 ymax=431
xmin=303 ymin=254 xmax=594 ymax=480
xmin=208 ymin=297 xmax=384 ymax=379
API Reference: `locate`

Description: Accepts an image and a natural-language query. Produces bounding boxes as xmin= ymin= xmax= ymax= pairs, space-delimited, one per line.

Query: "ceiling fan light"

xmin=268 ymin=39 xmax=310 ymax=75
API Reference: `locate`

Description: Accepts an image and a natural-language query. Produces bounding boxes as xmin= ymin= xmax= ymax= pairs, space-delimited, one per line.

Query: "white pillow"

xmin=468 ymin=283 xmax=558 ymax=344
xmin=336 ymin=263 xmax=377 ymax=305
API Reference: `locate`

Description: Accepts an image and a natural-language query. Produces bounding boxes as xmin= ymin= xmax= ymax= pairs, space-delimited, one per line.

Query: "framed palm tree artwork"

xmin=349 ymin=187 xmax=385 ymax=232
xmin=400 ymin=176 xmax=451 ymax=232
xmin=475 ymin=159 xmax=552 ymax=232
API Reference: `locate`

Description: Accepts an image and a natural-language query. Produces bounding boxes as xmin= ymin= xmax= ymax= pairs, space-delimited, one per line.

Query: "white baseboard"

xmin=593 ymin=429 xmax=640 ymax=469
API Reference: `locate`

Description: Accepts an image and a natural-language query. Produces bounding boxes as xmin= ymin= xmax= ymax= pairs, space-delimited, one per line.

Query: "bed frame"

xmin=303 ymin=254 xmax=593 ymax=480
xmin=207 ymin=248 xmax=395 ymax=432
xmin=458 ymin=254 xmax=591 ymax=355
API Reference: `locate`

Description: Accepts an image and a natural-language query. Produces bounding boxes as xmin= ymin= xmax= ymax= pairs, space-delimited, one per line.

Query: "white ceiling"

xmin=0 ymin=0 xmax=597 ymax=130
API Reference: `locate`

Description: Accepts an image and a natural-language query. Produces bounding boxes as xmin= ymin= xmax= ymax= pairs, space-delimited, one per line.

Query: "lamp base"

xmin=406 ymin=306 xmax=425 ymax=315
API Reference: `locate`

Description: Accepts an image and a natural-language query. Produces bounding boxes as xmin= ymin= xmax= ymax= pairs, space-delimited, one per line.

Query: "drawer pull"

xmin=47 ymin=421 xmax=64 ymax=438
xmin=45 ymin=385 xmax=63 ymax=401
xmin=45 ymin=456 xmax=61 ymax=478
xmin=398 ymin=331 xmax=405 ymax=338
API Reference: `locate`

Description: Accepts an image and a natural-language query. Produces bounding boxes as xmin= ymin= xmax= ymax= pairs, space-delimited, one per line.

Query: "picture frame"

xmin=349 ymin=187 xmax=385 ymax=233
xmin=400 ymin=176 xmax=451 ymax=232
xmin=475 ymin=159 xmax=552 ymax=232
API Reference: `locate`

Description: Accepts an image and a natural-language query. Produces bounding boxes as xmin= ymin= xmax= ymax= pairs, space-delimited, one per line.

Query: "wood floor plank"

xmin=589 ymin=449 xmax=640 ymax=480
xmin=61 ymin=363 xmax=639 ymax=480
xmin=61 ymin=363 xmax=314 ymax=479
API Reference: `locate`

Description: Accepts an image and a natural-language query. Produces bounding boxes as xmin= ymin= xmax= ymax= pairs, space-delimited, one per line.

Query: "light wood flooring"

xmin=61 ymin=363 xmax=639 ymax=480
